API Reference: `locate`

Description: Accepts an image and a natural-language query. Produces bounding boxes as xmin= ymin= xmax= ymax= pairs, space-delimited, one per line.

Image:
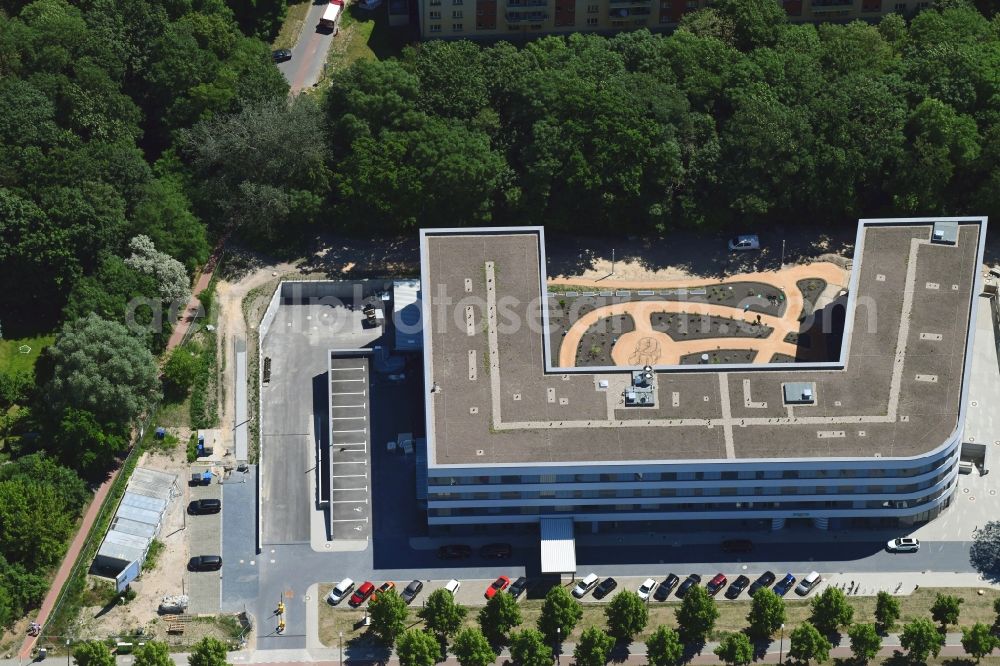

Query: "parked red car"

xmin=706 ymin=573 xmax=728 ymax=596
xmin=485 ymin=575 xmax=511 ymax=599
xmin=350 ymin=581 xmax=375 ymax=607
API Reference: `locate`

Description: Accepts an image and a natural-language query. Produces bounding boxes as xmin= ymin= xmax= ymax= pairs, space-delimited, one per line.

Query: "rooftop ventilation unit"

xmin=931 ymin=221 xmax=958 ymax=245
xmin=783 ymin=382 xmax=816 ymax=405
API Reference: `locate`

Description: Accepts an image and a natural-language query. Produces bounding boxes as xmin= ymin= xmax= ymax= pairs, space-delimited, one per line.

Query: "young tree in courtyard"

xmin=962 ymin=622 xmax=997 ymax=663
xmin=453 ymin=627 xmax=497 ymax=666
xmin=970 ymin=521 xmax=1000 ymax=577
xmin=537 ymin=586 xmax=582 ymax=642
xmin=369 ymin=589 xmax=409 ymax=646
xmin=188 ymin=637 xmax=228 ymax=666
xmin=133 ymin=642 xmax=173 ymax=666
xmin=713 ymin=632 xmax=753 ymax=666
xmin=930 ymin=593 xmax=963 ymax=631
xmin=420 ymin=589 xmax=467 ymax=642
xmin=747 ymin=588 xmax=786 ymax=639
xmin=509 ymin=628 xmax=553 ymax=666
xmin=874 ymin=591 xmax=901 ymax=633
xmin=900 ymin=618 xmax=944 ymax=663
xmin=396 ymin=629 xmax=440 ymax=666
xmin=73 ymin=641 xmax=115 ymax=666
xmin=479 ymin=590 xmax=522 ymax=645
xmin=573 ymin=626 xmax=615 ymax=666
xmin=788 ymin=622 xmax=831 ymax=665
xmin=847 ymin=623 xmax=881 ymax=664
xmin=605 ymin=590 xmax=648 ymax=640
xmin=645 ymin=626 xmax=683 ymax=666
xmin=809 ymin=587 xmax=854 ymax=635
xmin=675 ymin=586 xmax=719 ymax=644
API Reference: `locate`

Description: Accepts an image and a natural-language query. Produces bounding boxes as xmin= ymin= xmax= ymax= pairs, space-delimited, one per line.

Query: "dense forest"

xmin=0 ymin=0 xmax=288 ymax=627
xmin=1 ymin=0 xmax=999 ymax=629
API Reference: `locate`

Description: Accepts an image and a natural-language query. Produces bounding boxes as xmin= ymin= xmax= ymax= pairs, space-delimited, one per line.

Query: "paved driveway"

xmin=277 ymin=1 xmax=339 ymax=93
xmin=186 ymin=477 xmax=222 ymax=613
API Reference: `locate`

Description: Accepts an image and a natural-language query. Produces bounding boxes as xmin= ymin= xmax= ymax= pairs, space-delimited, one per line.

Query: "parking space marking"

xmin=330 ymin=517 xmax=369 ymax=523
xmin=330 ymin=460 xmax=367 ymax=465
xmin=329 ymin=499 xmax=369 ymax=504
xmin=333 ymin=391 xmax=367 ymax=396
xmin=332 ymin=428 xmax=367 ymax=434
xmin=332 ymin=404 xmax=367 ymax=409
xmin=331 ymin=473 xmax=367 ymax=478
xmin=330 ymin=367 xmax=365 ymax=371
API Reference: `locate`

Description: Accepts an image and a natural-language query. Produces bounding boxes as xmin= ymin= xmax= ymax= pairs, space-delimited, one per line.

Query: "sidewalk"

xmin=17 ymin=246 xmax=223 ymax=660
xmin=2 ymin=632 xmax=987 ymax=666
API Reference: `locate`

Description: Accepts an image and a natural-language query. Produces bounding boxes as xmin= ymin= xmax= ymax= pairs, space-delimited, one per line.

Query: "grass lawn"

xmin=157 ymin=396 xmax=192 ymax=428
xmin=319 ymin=6 xmax=413 ymax=84
xmin=0 ymin=333 xmax=54 ymax=376
xmin=318 ymin=586 xmax=1000 ymax=648
xmin=272 ymin=0 xmax=312 ymax=51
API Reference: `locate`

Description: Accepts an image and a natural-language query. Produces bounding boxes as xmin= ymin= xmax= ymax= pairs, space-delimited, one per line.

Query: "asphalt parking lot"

xmin=186 ymin=473 xmax=222 ymax=613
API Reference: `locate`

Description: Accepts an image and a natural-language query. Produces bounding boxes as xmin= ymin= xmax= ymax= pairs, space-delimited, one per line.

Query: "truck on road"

xmin=319 ymin=0 xmax=343 ymax=31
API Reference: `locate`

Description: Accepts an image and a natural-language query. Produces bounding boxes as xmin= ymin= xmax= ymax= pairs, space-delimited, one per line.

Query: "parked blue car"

xmin=774 ymin=573 xmax=797 ymax=596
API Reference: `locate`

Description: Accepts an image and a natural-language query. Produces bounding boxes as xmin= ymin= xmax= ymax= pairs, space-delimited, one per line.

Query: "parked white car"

xmin=637 ymin=578 xmax=657 ymax=601
xmin=327 ymin=578 xmax=355 ymax=605
xmin=886 ymin=537 xmax=920 ymax=552
xmin=795 ymin=571 xmax=821 ymax=596
xmin=728 ymin=234 xmax=760 ymax=251
xmin=445 ymin=579 xmax=461 ymax=595
xmin=572 ymin=573 xmax=599 ymax=598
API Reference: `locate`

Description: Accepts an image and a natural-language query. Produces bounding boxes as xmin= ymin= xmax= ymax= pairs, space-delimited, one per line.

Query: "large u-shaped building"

xmin=418 ymin=218 xmax=988 ymax=555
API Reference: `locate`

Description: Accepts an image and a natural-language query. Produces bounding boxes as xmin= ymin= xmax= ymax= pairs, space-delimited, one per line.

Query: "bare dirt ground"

xmin=76 ymin=448 xmax=190 ymax=638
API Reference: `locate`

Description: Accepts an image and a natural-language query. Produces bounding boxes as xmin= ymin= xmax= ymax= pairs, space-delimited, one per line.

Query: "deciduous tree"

xmin=133 ymin=641 xmax=173 ymax=666
xmin=713 ymin=632 xmax=753 ymax=666
xmin=847 ymin=623 xmax=881 ymax=664
xmin=961 ymin=622 xmax=997 ymax=662
xmin=900 ymin=617 xmax=944 ymax=663
xmin=605 ymin=590 xmax=648 ymax=640
xmin=396 ymin=629 xmax=439 ymax=666
xmin=809 ymin=587 xmax=854 ymax=634
xmin=537 ymin=586 xmax=582 ymax=642
xmin=452 ymin=627 xmax=496 ymax=666
xmin=573 ymin=626 xmax=615 ymax=666
xmin=73 ymin=641 xmax=115 ymax=666
xmin=930 ymin=593 xmax=963 ymax=630
xmin=674 ymin=586 xmax=719 ymax=645
xmin=419 ymin=588 xmax=467 ymax=641
xmin=188 ymin=638 xmax=228 ymax=666
xmin=874 ymin=591 xmax=901 ymax=633
xmin=508 ymin=628 xmax=552 ymax=666
xmin=369 ymin=589 xmax=409 ymax=646
xmin=787 ymin=622 xmax=831 ymax=665
xmin=645 ymin=625 xmax=683 ymax=666
xmin=747 ymin=587 xmax=786 ymax=638
xmin=478 ymin=589 xmax=522 ymax=645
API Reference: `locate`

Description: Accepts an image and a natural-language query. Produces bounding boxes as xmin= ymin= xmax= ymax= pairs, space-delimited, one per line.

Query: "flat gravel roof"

xmin=421 ymin=220 xmax=986 ymax=466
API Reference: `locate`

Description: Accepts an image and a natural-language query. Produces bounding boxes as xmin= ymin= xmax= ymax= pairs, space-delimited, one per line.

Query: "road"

xmin=277 ymin=1 xmax=339 ymax=93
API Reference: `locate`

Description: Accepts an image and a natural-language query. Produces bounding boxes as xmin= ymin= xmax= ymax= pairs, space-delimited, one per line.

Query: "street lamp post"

xmin=339 ymin=631 xmax=344 ymax=666
xmin=778 ymin=623 xmax=785 ymax=664
xmin=556 ymin=627 xmax=561 ymax=665
xmin=66 ymin=639 xmax=71 ymax=666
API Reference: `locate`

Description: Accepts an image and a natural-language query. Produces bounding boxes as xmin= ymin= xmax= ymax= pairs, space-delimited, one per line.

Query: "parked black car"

xmin=479 ymin=543 xmax=513 ymax=559
xmin=653 ymin=574 xmax=680 ymax=601
xmin=401 ymin=580 xmax=423 ymax=604
xmin=721 ymin=539 xmax=753 ymax=553
xmin=725 ymin=575 xmax=751 ymax=599
xmin=188 ymin=498 xmax=221 ymax=514
xmin=676 ymin=574 xmax=702 ymax=598
xmin=593 ymin=577 xmax=618 ymax=600
xmin=188 ymin=555 xmax=222 ymax=571
xmin=509 ymin=576 xmax=529 ymax=599
xmin=272 ymin=49 xmax=292 ymax=62
xmin=437 ymin=544 xmax=472 ymax=559
xmin=748 ymin=571 xmax=776 ymax=597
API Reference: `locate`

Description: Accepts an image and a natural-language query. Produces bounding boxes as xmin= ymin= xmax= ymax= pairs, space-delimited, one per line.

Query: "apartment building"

xmin=416 ymin=219 xmax=987 ymax=559
xmin=419 ymin=0 xmax=931 ymax=39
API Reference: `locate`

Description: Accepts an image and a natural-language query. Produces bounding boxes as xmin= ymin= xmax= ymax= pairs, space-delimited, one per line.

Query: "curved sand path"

xmin=557 ymin=262 xmax=849 ymax=367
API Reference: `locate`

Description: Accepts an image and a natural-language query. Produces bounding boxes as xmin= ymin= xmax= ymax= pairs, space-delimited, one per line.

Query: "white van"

xmin=327 ymin=578 xmax=355 ymax=604
xmin=572 ymin=573 xmax=600 ymax=598
xmin=794 ymin=571 xmax=821 ymax=596
xmin=445 ymin=579 xmax=461 ymax=595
